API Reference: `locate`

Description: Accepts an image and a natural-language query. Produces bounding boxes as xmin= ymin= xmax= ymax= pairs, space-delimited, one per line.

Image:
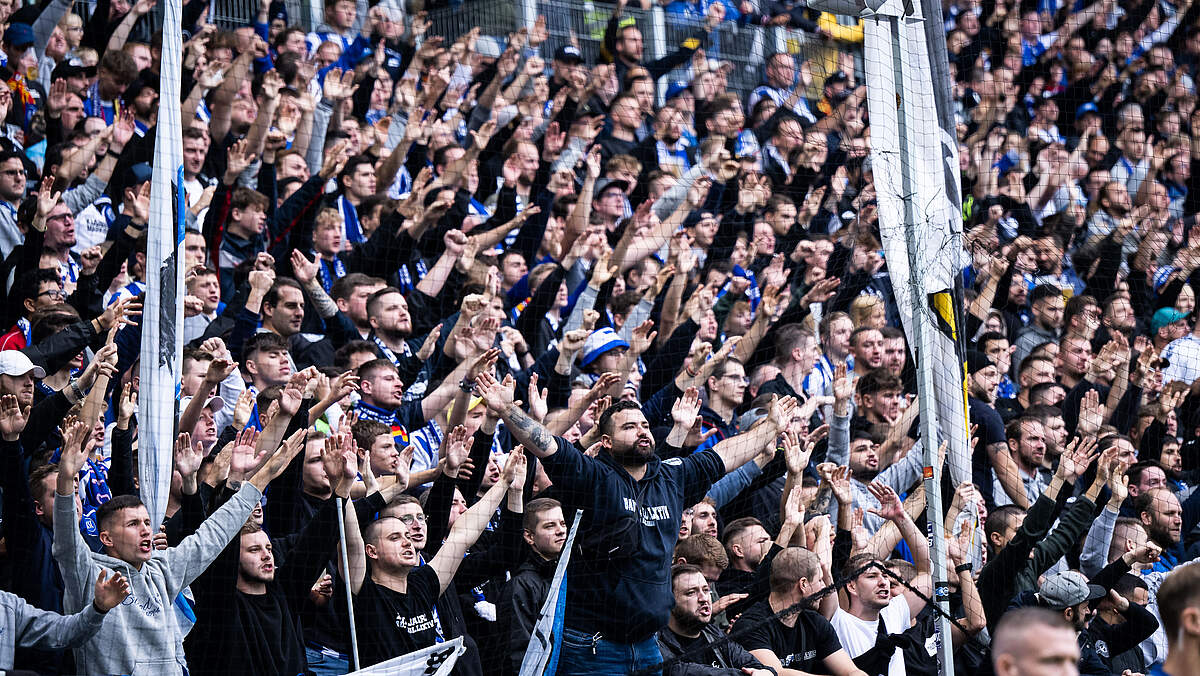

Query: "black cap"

xmin=827 ymin=70 xmax=849 ymax=85
xmin=51 ymin=57 xmax=96 ymax=81
xmin=554 ymin=44 xmax=584 ymax=64
xmin=966 ymin=349 xmax=995 ymax=375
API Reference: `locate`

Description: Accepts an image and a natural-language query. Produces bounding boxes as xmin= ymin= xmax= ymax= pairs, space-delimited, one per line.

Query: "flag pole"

xmin=337 ymin=497 xmax=361 ymax=672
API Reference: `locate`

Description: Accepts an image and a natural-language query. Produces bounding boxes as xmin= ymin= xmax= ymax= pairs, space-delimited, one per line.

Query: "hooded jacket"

xmin=52 ymin=482 xmax=263 ymax=676
xmin=656 ymin=623 xmax=773 ymax=676
xmin=539 ymin=436 xmax=725 ymax=643
xmin=498 ymin=553 xmax=557 ymax=676
xmin=0 ymin=589 xmax=107 ymax=670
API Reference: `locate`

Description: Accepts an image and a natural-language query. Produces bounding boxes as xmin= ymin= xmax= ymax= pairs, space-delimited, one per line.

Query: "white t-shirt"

xmin=830 ymin=595 xmax=911 ymax=676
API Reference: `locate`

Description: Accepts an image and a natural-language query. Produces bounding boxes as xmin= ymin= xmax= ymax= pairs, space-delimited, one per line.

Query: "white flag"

xmin=345 ymin=637 xmax=463 ymax=676
xmin=139 ymin=0 xmax=185 ymax=528
xmin=864 ymin=10 xmax=971 ymax=484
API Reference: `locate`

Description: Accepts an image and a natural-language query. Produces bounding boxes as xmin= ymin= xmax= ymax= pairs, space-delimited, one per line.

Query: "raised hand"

xmin=93 ymin=570 xmax=131 ymax=612
xmin=781 ymin=484 xmax=804 ymax=527
xmin=278 ymin=371 xmax=309 ymax=416
xmin=1076 ymin=388 xmax=1106 ymax=437
xmin=441 ymin=424 xmax=470 ymax=473
xmin=672 ymin=387 xmax=702 ymax=430
xmin=527 ymin=374 xmax=549 ymax=423
xmin=501 ymin=446 xmax=527 ymax=487
xmin=232 ymin=389 xmax=255 ymax=429
xmin=229 ymin=427 xmax=264 ymax=480
xmin=866 ymin=482 xmax=905 ymax=522
xmin=290 ymin=249 xmax=320 ymax=285
xmin=1056 ymin=435 xmax=1100 ymax=481
xmin=767 ymin=395 xmax=798 ymax=431
xmin=326 ymin=371 xmax=360 ymax=404
xmin=174 ymin=432 xmax=205 ymax=480
xmin=0 ymin=394 xmax=29 ymax=441
xmin=225 ymin=138 xmax=256 ymax=181
xmin=828 ymin=465 xmax=854 ymax=506
xmin=249 ymin=428 xmax=309 ymax=490
xmin=417 ymin=324 xmax=443 ymax=361
xmin=322 ymin=432 xmax=358 ymax=496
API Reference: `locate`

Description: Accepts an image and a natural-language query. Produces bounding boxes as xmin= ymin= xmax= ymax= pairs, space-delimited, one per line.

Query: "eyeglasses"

xmin=398 ymin=513 xmax=426 ymax=526
xmin=37 ymin=288 xmax=66 ymax=300
xmin=46 ymin=213 xmax=74 ymax=224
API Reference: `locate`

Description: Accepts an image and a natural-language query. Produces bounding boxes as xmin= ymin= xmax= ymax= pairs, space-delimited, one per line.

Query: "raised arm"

xmin=476 ymin=372 xmax=560 ymax=459
xmin=868 ymin=481 xmax=930 ymax=618
xmin=429 ymin=450 xmax=526 ymax=593
xmin=712 ymin=395 xmax=796 ymax=473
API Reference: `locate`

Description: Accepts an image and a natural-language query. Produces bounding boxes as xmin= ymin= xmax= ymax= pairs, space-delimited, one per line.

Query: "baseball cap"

xmin=965 ymin=349 xmax=995 ymax=375
xmin=3 ymin=23 xmax=34 ymax=49
xmin=474 ymin=35 xmax=503 ymax=59
xmin=1036 ymin=570 xmax=1106 ymax=609
xmin=579 ymin=327 xmax=630 ymax=368
xmin=826 ymin=70 xmax=849 ymax=85
xmin=554 ymin=44 xmax=584 ymax=64
xmin=0 ymin=351 xmax=46 ymax=378
xmin=1152 ymin=307 xmax=1190 ymax=333
xmin=737 ymin=406 xmax=768 ymax=430
xmin=593 ymin=178 xmax=629 ymax=199
xmin=1076 ymin=101 xmax=1100 ymax=117
xmin=129 ymin=163 xmax=153 ymax=185
xmin=665 ymin=80 xmax=691 ymax=101
xmin=52 ymin=57 xmax=97 ymax=81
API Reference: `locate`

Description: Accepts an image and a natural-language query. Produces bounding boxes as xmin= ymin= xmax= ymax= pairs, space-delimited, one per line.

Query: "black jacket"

xmin=497 ymin=554 xmax=556 ymax=676
xmin=656 ymin=623 xmax=774 ymax=676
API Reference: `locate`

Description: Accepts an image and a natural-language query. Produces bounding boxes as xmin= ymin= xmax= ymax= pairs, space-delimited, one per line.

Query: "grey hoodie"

xmin=0 ymin=589 xmax=106 ymax=670
xmin=53 ymin=483 xmax=263 ymax=676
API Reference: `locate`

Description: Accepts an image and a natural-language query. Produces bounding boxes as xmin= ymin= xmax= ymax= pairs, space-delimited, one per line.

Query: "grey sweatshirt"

xmin=0 ymin=589 xmax=106 ymax=670
xmin=53 ymin=482 xmax=263 ymax=676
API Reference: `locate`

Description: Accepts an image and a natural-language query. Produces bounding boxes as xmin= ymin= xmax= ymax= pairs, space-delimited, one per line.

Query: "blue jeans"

xmin=305 ymin=645 xmax=349 ymax=676
xmin=556 ymin=627 xmax=662 ymax=675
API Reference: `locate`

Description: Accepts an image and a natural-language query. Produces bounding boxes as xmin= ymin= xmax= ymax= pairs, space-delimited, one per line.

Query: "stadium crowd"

xmin=4 ymin=0 xmax=1200 ymax=672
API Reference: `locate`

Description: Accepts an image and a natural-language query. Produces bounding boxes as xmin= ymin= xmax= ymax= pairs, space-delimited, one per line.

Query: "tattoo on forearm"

xmin=506 ymin=404 xmax=555 ymax=454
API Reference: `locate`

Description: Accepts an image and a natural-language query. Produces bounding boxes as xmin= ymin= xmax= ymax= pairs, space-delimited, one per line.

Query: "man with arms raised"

xmin=51 ymin=381 xmax=305 ymax=675
xmin=345 ymin=446 xmax=527 ymax=668
xmin=474 ymin=371 xmax=796 ymax=674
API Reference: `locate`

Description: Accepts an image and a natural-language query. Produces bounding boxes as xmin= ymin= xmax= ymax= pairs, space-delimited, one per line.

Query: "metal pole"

xmin=889 ymin=15 xmax=955 ymax=676
xmin=336 ymin=497 xmax=361 ymax=672
xmin=650 ymin=5 xmax=667 ymax=106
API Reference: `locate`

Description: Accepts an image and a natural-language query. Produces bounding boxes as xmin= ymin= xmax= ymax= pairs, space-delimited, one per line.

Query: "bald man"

xmin=992 ymin=607 xmax=1080 ymax=676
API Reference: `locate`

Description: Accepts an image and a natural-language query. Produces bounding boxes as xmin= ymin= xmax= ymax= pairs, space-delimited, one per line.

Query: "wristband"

xmin=954 ymin=563 xmax=972 ymax=574
xmin=93 ymin=599 xmax=109 ymax=614
xmin=69 ymin=381 xmax=85 ymax=401
xmin=459 ymin=379 xmax=475 ymax=393
xmin=106 ymin=149 xmax=122 ymax=160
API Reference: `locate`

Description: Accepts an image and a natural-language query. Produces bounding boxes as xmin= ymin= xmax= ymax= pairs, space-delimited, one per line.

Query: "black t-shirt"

xmin=734 ymin=601 xmax=842 ymax=672
xmin=355 ymin=566 xmax=444 ymax=667
xmin=672 ymin=631 xmax=722 ymax=668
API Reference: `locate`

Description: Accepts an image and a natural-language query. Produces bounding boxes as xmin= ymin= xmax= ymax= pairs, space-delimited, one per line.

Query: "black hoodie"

xmin=539 ymin=437 xmax=725 ymax=643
